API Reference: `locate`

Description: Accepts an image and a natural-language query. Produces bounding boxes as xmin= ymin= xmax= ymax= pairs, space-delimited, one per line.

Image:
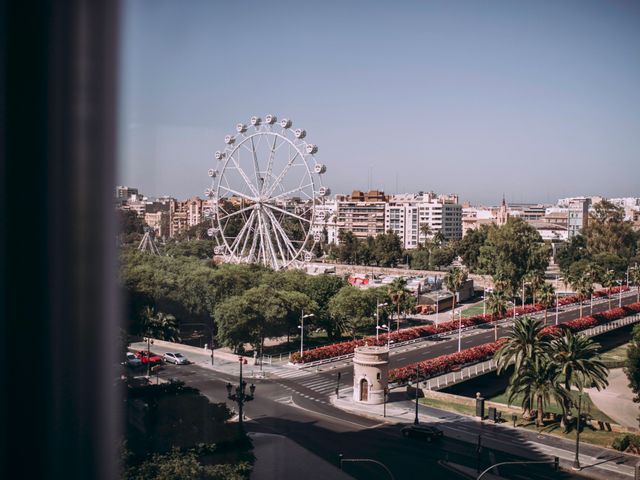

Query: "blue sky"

xmin=118 ymin=0 xmax=640 ymax=205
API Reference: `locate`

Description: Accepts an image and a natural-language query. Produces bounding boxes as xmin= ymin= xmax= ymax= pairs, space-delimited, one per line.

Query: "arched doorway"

xmin=359 ymin=378 xmax=368 ymax=402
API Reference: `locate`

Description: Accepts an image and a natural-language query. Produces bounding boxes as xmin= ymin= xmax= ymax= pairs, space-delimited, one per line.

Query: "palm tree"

xmin=494 ymin=316 xmax=549 ymax=377
xmin=486 ymin=290 xmax=509 ymax=341
xmin=444 ymin=267 xmax=468 ymax=322
xmin=388 ymin=277 xmax=410 ymax=332
xmin=572 ymin=273 xmax=593 ymax=318
xmin=419 ymin=223 xmax=432 ymax=250
xmin=140 ymin=306 xmax=180 ymax=342
xmin=508 ymin=358 xmax=569 ymax=427
xmin=631 ymin=266 xmax=640 ymax=303
xmin=537 ymin=283 xmax=556 ymax=325
xmin=601 ymin=269 xmax=616 ymax=309
xmin=523 ymin=271 xmax=545 ymax=305
xmin=551 ymin=331 xmax=609 ymax=393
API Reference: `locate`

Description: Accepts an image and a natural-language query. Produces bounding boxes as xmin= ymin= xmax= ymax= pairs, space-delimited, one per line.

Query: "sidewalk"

xmin=129 ymin=340 xmax=296 ymax=379
xmin=587 ymin=369 xmax=639 ymax=429
xmin=331 ymin=391 xmax=639 ymax=479
xmin=248 ymin=432 xmax=353 ymax=480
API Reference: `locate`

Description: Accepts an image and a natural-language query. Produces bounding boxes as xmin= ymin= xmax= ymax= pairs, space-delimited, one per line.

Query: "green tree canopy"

xmin=478 ymin=218 xmax=549 ymax=296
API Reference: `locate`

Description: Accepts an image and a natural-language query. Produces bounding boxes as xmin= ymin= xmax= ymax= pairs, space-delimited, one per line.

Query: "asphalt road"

xmin=308 ymin=292 xmax=639 ymax=382
xmin=154 ymin=363 xmax=577 ymax=480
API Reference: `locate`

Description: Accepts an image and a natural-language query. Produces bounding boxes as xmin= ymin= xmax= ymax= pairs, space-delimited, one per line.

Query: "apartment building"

xmin=385 ymin=193 xmax=462 ymax=249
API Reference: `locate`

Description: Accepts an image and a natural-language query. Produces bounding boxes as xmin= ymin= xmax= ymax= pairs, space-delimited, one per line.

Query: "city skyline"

xmin=119 ymin=0 xmax=640 ymax=204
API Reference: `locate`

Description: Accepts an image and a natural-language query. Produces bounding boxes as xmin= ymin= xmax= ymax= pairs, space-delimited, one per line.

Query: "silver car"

xmin=163 ymin=352 xmax=190 ymax=365
xmin=125 ymin=352 xmax=142 ymax=368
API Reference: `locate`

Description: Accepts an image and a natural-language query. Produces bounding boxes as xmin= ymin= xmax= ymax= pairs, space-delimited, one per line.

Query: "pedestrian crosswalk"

xmin=273 ymin=368 xmax=346 ymax=397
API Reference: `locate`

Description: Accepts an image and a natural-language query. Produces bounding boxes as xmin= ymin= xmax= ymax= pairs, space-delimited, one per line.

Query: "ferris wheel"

xmin=205 ymin=115 xmax=329 ymax=270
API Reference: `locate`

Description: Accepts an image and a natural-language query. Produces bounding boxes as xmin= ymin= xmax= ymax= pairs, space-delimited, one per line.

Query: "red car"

xmin=134 ymin=350 xmax=163 ymax=365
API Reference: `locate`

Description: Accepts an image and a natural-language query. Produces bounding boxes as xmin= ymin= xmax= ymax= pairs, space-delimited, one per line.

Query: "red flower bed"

xmin=388 ymin=339 xmax=507 ymax=384
xmin=388 ymin=301 xmax=640 ymax=384
xmin=289 ymin=291 xmax=634 ymax=364
xmin=540 ymin=303 xmax=640 ymax=337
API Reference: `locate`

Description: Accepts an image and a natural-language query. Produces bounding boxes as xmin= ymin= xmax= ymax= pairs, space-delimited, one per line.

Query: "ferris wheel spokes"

xmin=264 ymin=207 xmax=303 ymax=262
xmin=227 ymin=153 xmax=260 ymax=198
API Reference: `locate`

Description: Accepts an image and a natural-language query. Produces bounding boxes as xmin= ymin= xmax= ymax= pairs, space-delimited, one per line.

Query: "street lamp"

xmin=457 ymin=309 xmax=463 ymax=352
xmin=375 ymin=301 xmax=388 ymax=341
xmin=298 ymin=310 xmax=315 ymax=359
xmin=225 ymin=357 xmax=256 ymax=431
xmin=555 ymin=275 xmax=563 ymax=326
xmin=435 ymin=291 xmax=440 ymax=326
xmin=617 ymin=280 xmax=623 ymax=308
xmin=377 ymin=324 xmax=391 ymax=350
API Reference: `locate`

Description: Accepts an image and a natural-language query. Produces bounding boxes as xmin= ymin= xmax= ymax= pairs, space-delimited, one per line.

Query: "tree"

xmin=486 ymin=290 xmax=508 ymax=319
xmin=457 ymin=225 xmax=489 ymax=272
xmin=430 ymin=245 xmax=456 ymax=269
xmin=495 ymin=316 xmax=549 ymax=378
xmin=584 ymin=200 xmax=637 ymax=260
xmin=373 ymin=230 xmax=404 ymax=267
xmin=507 ymin=358 xmax=569 ymax=427
xmin=140 ymin=306 xmax=180 ymax=341
xmin=537 ymin=283 xmax=556 ymax=325
xmin=214 ymin=286 xmax=288 ymax=355
xmin=336 ymin=230 xmax=360 ymax=264
xmin=631 ymin=266 xmax=640 ymax=303
xmin=478 ymin=218 xmax=549 ymax=296
xmin=328 ymin=286 xmax=375 ymax=339
xmin=419 ymin=223 xmax=432 ymax=249
xmin=571 ymin=272 xmax=594 ymax=318
xmin=625 ymin=324 xmax=640 ymax=419
xmin=443 ymin=267 xmax=468 ymax=322
xmin=388 ymin=277 xmax=412 ymax=331
xmin=556 ymin=234 xmax=587 ymax=276
xmin=551 ymin=331 xmax=608 ymax=393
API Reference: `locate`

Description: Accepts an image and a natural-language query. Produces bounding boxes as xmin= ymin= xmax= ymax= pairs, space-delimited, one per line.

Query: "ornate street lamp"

xmin=225 ymin=357 xmax=256 ymax=431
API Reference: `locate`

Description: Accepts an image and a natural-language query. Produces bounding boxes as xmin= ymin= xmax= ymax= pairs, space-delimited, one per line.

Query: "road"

xmin=303 ymin=291 xmax=639 ymax=384
xmin=135 ymin=290 xmax=638 ymax=479
xmin=153 ymin=363 xmax=575 ymax=480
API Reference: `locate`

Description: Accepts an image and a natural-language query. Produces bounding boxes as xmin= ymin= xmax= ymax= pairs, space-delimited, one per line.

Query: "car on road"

xmin=134 ymin=350 xmax=163 ymax=365
xmin=125 ymin=352 xmax=142 ymax=368
xmin=400 ymin=424 xmax=444 ymax=442
xmin=163 ymin=352 xmax=190 ymax=365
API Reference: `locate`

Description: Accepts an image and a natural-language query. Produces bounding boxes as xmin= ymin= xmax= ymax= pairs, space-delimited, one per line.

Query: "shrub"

xmin=612 ymin=433 xmax=640 ymax=452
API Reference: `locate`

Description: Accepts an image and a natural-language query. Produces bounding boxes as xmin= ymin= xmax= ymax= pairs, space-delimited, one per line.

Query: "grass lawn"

xmin=600 ymin=342 xmax=629 ymax=368
xmin=419 ymin=395 xmax=621 ymax=448
xmin=488 ymin=390 xmax=616 ymax=424
xmin=460 ymin=302 xmax=486 ymax=318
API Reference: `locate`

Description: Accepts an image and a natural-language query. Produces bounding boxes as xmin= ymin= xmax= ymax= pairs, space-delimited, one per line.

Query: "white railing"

xmin=421 ymin=313 xmax=640 ymax=391
xmin=296 ymin=292 xmax=637 ymax=369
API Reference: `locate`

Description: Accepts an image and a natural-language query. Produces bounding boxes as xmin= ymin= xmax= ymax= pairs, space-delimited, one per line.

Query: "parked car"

xmin=125 ymin=352 xmax=142 ymax=368
xmin=400 ymin=424 xmax=444 ymax=442
xmin=134 ymin=350 xmax=163 ymax=365
xmin=163 ymin=352 xmax=190 ymax=365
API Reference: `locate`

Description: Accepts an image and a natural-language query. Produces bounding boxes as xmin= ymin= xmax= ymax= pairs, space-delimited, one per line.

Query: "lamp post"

xmin=298 ymin=310 xmax=315 ymax=359
xmin=146 ymin=335 xmax=154 ymax=378
xmin=225 ymin=357 xmax=255 ymax=432
xmin=572 ymin=393 xmax=583 ymax=470
xmin=435 ymin=291 xmax=440 ymax=326
xmin=377 ymin=324 xmax=391 ymax=350
xmin=375 ymin=301 xmax=388 ymax=341
xmin=555 ymin=275 xmax=562 ymax=326
xmin=414 ymin=365 xmax=420 ymax=425
xmin=617 ymin=280 xmax=623 ymax=308
xmin=457 ymin=309 xmax=463 ymax=352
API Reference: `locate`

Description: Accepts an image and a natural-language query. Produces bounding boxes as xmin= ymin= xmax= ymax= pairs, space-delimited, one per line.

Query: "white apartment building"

xmin=384 ymin=193 xmax=462 ymax=249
